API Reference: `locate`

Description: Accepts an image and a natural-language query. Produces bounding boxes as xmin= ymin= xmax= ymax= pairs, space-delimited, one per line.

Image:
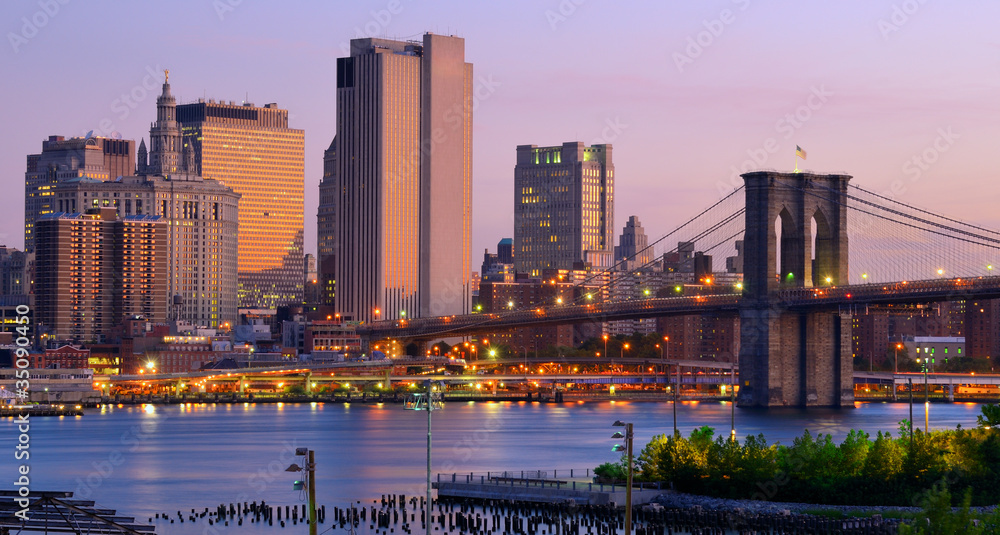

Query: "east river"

xmin=3 ymin=400 xmax=989 ymax=534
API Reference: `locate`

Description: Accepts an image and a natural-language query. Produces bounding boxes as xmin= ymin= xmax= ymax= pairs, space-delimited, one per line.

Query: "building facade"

xmin=514 ymin=142 xmax=614 ymax=276
xmin=177 ymin=91 xmax=305 ymax=309
xmin=333 ymin=34 xmax=473 ymax=322
xmin=317 ymin=138 xmax=337 ymax=306
xmin=53 ymin=174 xmax=240 ymax=329
xmin=25 ymin=135 xmax=134 ymax=253
xmin=0 ymin=247 xmax=29 ymax=296
xmin=34 ymin=208 xmax=166 ymax=342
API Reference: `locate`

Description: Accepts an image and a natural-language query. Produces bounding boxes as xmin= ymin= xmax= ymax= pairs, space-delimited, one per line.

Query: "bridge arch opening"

xmin=812 ymin=208 xmax=834 ymax=286
xmin=775 ymin=207 xmax=798 ymax=286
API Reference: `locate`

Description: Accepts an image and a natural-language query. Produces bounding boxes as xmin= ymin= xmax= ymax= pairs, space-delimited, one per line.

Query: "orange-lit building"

xmin=35 ymin=208 xmax=166 ymax=343
xmin=177 ymin=96 xmax=305 ymax=309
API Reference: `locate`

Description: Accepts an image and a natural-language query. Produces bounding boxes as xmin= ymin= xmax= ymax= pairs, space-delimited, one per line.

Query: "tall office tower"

xmin=176 ymin=87 xmax=305 ymax=309
xmin=514 ymin=142 xmax=614 ymax=276
xmin=333 ymin=33 xmax=473 ymax=322
xmin=614 ymin=215 xmax=650 ymax=270
xmin=24 ymin=135 xmax=134 ymax=252
xmin=35 ymin=207 xmax=166 ymax=342
xmin=317 ymin=138 xmax=337 ymax=305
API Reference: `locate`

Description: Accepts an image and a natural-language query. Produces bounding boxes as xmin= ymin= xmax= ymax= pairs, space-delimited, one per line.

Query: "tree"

xmin=977 ymin=404 xmax=1000 ymax=429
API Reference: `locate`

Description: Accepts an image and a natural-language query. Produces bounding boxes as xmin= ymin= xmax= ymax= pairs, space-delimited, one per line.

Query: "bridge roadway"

xmin=111 ymin=359 xmax=1000 ymax=391
xmin=358 ymin=276 xmax=1000 ymax=341
xmin=855 ymin=371 xmax=1000 ymax=388
xmin=107 ymin=357 xmax=737 ymax=384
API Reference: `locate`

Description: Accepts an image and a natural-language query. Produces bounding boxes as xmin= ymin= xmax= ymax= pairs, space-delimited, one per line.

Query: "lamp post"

xmin=285 ymin=448 xmax=317 ymax=535
xmin=611 ymin=421 xmax=633 ymax=535
xmin=673 ymin=364 xmax=679 ymax=437
xmin=404 ymin=380 xmax=438 ymax=535
xmin=924 ymin=362 xmax=929 ymax=433
xmin=908 ymin=378 xmax=914 ymax=449
xmin=603 ymin=334 xmax=609 ymax=367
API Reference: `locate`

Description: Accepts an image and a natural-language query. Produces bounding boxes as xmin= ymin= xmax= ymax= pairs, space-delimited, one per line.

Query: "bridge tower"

xmin=737 ymin=171 xmax=854 ymax=407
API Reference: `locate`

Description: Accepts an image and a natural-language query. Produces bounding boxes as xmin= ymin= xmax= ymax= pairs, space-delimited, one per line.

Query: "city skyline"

xmin=3 ymin=1 xmax=1000 ymax=263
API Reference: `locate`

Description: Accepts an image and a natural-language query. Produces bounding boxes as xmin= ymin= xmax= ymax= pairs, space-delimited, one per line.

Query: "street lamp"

xmin=611 ymin=421 xmax=634 ymax=535
xmin=895 ymin=343 xmax=902 ymax=375
xmin=404 ymin=380 xmax=441 ymax=535
xmin=603 ymin=334 xmax=609 ymax=363
xmin=285 ymin=448 xmax=317 ymax=535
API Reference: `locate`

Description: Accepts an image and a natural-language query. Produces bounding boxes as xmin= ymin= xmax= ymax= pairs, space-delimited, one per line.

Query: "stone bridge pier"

xmin=737 ymin=171 xmax=854 ymax=408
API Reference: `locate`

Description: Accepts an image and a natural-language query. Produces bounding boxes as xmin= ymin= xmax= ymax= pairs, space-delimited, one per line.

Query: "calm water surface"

xmin=3 ymin=400 xmax=986 ymax=534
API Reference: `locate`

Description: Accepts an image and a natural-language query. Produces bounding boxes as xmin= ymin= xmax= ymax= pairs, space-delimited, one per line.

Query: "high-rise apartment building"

xmin=333 ymin=34 xmax=473 ymax=322
xmin=35 ymin=208 xmax=166 ymax=342
xmin=317 ymin=138 xmax=337 ymax=306
xmin=24 ymin=135 xmax=134 ymax=252
xmin=614 ymin=215 xmax=650 ymax=271
xmin=176 ymin=89 xmax=305 ymax=309
xmin=54 ymin=175 xmax=240 ymax=329
xmin=53 ymin=76 xmax=241 ymax=329
xmin=514 ymin=142 xmax=614 ymax=276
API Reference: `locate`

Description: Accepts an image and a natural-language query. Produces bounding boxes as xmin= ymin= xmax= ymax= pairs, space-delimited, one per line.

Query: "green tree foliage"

xmin=977 ymin=404 xmax=1000 ymax=428
xmin=594 ymin=461 xmax=626 ymax=481
xmin=606 ymin=404 xmax=1000 ymax=506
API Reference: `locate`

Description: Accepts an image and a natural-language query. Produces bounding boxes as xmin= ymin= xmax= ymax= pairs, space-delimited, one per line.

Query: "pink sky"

xmin=3 ymin=0 xmax=999 ymax=261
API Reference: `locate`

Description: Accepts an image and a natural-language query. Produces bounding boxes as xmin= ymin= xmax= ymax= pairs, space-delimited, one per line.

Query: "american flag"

xmin=795 ymin=145 xmax=807 ymax=159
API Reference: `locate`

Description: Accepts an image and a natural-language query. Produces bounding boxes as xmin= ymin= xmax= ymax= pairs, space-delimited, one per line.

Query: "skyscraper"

xmin=35 ymin=207 xmax=166 ymax=342
xmin=24 ymin=135 xmax=134 ymax=253
xmin=333 ymin=34 xmax=473 ymax=322
xmin=317 ymin=138 xmax=337 ymax=306
xmin=614 ymin=215 xmax=650 ymax=271
xmin=514 ymin=142 xmax=614 ymax=276
xmin=176 ymin=90 xmax=305 ymax=309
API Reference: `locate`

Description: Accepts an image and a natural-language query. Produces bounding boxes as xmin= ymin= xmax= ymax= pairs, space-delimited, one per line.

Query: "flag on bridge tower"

xmin=794 ymin=145 xmax=807 ymax=172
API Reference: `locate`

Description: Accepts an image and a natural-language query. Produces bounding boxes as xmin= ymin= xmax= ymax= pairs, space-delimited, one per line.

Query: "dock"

xmin=433 ymin=469 xmax=666 ymax=506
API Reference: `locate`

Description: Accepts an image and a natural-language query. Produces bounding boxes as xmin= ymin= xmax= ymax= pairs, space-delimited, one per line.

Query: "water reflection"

xmin=4 ymin=400 xmax=987 ymax=535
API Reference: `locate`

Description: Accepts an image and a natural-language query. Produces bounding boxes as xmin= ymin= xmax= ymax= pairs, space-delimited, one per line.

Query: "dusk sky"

xmin=3 ymin=0 xmax=999 ymax=260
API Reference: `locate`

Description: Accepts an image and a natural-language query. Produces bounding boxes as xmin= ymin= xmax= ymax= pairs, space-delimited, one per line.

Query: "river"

xmin=3 ymin=399 xmax=987 ymax=534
